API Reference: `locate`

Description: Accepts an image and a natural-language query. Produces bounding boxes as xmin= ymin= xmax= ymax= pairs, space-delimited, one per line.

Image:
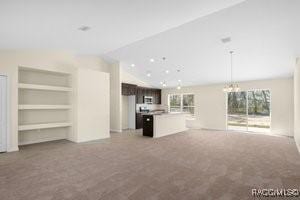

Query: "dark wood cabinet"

xmin=122 ymin=83 xmax=137 ymax=96
xmin=122 ymin=83 xmax=161 ymax=104
xmin=136 ymin=113 xmax=143 ymax=129
xmin=136 ymin=87 xmax=143 ymax=104
xmin=135 ymin=87 xmax=161 ymax=105
xmin=153 ymin=89 xmax=161 ymax=104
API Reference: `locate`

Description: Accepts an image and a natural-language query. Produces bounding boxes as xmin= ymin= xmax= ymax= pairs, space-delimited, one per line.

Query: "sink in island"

xmin=142 ymin=113 xmax=188 ymax=138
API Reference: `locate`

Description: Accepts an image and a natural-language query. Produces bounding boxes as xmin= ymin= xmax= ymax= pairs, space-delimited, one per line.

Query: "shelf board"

xmin=19 ymin=122 xmax=72 ymax=131
xmin=19 ymin=105 xmax=71 ymax=110
xmin=18 ymin=83 xmax=72 ymax=92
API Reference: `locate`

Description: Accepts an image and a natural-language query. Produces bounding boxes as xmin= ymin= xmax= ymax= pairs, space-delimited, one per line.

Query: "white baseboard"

xmin=18 ymin=137 xmax=67 ymax=146
xmin=75 ymin=135 xmax=110 ymax=143
xmin=201 ymin=127 xmax=225 ymax=131
xmin=110 ymin=129 xmax=122 ymax=133
xmin=7 ymin=146 xmax=19 ymax=152
xmin=296 ymin=141 xmax=300 ymax=153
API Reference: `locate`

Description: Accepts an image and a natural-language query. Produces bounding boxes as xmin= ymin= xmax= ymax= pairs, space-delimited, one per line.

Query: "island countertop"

xmin=142 ymin=112 xmax=188 ymax=138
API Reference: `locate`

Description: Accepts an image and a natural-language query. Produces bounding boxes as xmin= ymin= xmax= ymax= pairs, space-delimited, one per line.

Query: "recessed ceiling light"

xmin=146 ymin=71 xmax=151 ymax=77
xmin=150 ymin=58 xmax=155 ymax=62
xmin=165 ymin=70 xmax=169 ymax=74
xmin=178 ymin=79 xmax=181 ymax=82
xmin=177 ymin=86 xmax=181 ymax=90
xmin=131 ymin=64 xmax=135 ymax=67
xmin=160 ymin=81 xmax=163 ymax=84
xmin=78 ymin=26 xmax=91 ymax=31
xmin=162 ymin=83 xmax=167 ymax=87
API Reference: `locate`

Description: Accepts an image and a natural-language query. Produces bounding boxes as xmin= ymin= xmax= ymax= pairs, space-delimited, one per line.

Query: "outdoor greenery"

xmin=227 ymin=90 xmax=270 ymax=116
xmin=169 ymin=94 xmax=195 ymax=114
xmin=248 ymin=90 xmax=270 ymax=116
xmin=227 ymin=90 xmax=271 ymax=132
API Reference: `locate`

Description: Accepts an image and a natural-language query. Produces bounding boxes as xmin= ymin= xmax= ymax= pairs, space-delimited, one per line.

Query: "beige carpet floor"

xmin=1 ymin=129 xmax=300 ymax=200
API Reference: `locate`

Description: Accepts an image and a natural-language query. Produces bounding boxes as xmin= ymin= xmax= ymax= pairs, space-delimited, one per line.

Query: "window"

xmin=168 ymin=94 xmax=195 ymax=115
xmin=169 ymin=94 xmax=181 ymax=112
xmin=227 ymin=90 xmax=271 ymax=133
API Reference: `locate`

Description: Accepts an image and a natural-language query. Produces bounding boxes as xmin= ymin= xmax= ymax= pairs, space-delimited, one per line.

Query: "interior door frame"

xmin=0 ymin=75 xmax=8 ymax=152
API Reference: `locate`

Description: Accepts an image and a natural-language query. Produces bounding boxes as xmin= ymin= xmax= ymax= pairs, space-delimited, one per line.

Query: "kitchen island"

xmin=143 ymin=113 xmax=188 ymax=138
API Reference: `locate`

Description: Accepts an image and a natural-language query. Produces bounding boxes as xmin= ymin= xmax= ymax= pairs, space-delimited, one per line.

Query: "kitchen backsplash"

xmin=136 ymin=104 xmax=167 ymax=112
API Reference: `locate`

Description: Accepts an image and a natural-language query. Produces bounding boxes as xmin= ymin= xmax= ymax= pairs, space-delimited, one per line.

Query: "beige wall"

xmin=122 ymin=96 xmax=129 ymax=129
xmin=76 ymin=55 xmax=111 ymax=72
xmin=109 ymin=63 xmax=122 ymax=132
xmin=162 ymin=78 xmax=294 ymax=136
xmin=121 ymin=69 xmax=152 ymax=87
xmin=76 ymin=68 xmax=110 ymax=142
xmin=0 ymin=50 xmax=112 ymax=151
xmin=294 ymin=59 xmax=300 ymax=151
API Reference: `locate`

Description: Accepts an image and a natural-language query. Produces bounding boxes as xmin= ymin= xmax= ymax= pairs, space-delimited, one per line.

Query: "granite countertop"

xmin=142 ymin=112 xmax=188 ymax=116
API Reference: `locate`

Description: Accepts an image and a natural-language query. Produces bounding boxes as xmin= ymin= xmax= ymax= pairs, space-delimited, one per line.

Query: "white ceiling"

xmin=0 ymin=0 xmax=245 ymax=55
xmin=107 ymin=0 xmax=300 ymax=88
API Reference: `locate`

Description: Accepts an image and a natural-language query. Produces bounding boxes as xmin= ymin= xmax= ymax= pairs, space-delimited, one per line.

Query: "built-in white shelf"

xmin=19 ymin=104 xmax=71 ymax=110
xmin=18 ymin=67 xmax=73 ymax=145
xmin=18 ymin=83 xmax=72 ymax=92
xmin=19 ymin=122 xmax=72 ymax=131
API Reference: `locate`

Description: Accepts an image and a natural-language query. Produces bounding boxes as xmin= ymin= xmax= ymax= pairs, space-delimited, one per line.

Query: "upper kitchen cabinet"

xmin=122 ymin=83 xmax=137 ymax=96
xmin=136 ymin=87 xmax=144 ymax=104
xmin=154 ymin=89 xmax=162 ymax=104
xmin=121 ymin=83 xmax=161 ymax=104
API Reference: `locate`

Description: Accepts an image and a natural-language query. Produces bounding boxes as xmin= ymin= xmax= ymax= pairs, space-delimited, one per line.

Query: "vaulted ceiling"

xmin=1 ymin=0 xmax=299 ymax=87
xmin=107 ymin=0 xmax=300 ymax=87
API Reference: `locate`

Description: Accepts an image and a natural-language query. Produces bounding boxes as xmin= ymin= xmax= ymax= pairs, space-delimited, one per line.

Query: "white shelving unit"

xmin=19 ymin=104 xmax=71 ymax=110
xmin=18 ymin=67 xmax=73 ymax=145
xmin=19 ymin=122 xmax=72 ymax=131
xmin=19 ymin=83 xmax=72 ymax=92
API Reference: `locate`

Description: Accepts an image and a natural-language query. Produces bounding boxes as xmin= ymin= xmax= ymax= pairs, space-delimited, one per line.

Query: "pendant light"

xmin=223 ymin=51 xmax=240 ymax=92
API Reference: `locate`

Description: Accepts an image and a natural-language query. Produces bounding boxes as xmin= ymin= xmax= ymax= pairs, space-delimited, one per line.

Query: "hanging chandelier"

xmin=223 ymin=51 xmax=240 ymax=92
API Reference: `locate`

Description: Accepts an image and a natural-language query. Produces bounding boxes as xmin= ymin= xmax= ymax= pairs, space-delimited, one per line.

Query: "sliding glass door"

xmin=227 ymin=91 xmax=248 ymax=131
xmin=227 ymin=90 xmax=271 ymax=133
xmin=247 ymin=90 xmax=271 ymax=132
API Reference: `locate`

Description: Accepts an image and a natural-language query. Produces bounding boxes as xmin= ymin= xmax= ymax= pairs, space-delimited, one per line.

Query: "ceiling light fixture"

xmin=78 ymin=26 xmax=91 ymax=31
xmin=160 ymin=81 xmax=163 ymax=84
xmin=131 ymin=64 xmax=135 ymax=67
xmin=177 ymin=85 xmax=181 ymax=90
xmin=146 ymin=71 xmax=151 ymax=77
xmin=223 ymin=51 xmax=240 ymax=92
xmin=178 ymin=79 xmax=181 ymax=82
xmin=150 ymin=58 xmax=155 ymax=62
xmin=165 ymin=70 xmax=169 ymax=74
xmin=162 ymin=82 xmax=167 ymax=87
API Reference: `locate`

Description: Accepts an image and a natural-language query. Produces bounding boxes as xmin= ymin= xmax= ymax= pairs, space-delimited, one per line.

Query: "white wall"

xmin=128 ymin=96 xmax=136 ymax=129
xmin=121 ymin=69 xmax=152 ymax=87
xmin=76 ymin=55 xmax=111 ymax=72
xmin=122 ymin=96 xmax=129 ymax=129
xmin=162 ymin=78 xmax=294 ymax=136
xmin=75 ymin=68 xmax=110 ymax=142
xmin=109 ymin=63 xmax=122 ymax=132
xmin=294 ymin=59 xmax=300 ymax=151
